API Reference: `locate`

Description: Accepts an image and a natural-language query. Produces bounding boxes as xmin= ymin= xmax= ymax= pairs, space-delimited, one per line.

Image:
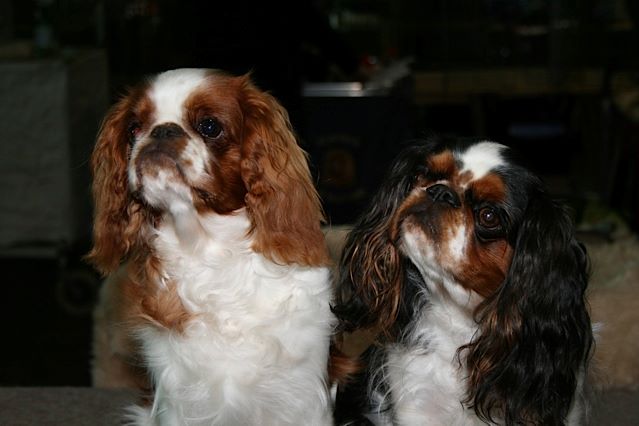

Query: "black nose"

xmin=426 ymin=184 xmax=461 ymax=208
xmin=150 ymin=123 xmax=186 ymax=140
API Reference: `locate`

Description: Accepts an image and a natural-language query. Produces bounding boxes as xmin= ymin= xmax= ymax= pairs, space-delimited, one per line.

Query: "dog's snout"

xmin=150 ymin=123 xmax=186 ymax=140
xmin=426 ymin=184 xmax=461 ymax=208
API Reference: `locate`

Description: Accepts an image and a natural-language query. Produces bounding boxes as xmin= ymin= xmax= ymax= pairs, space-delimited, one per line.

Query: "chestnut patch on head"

xmin=455 ymin=172 xmax=511 ymax=297
xmin=469 ymin=173 xmax=507 ymax=203
xmin=427 ymin=150 xmax=456 ymax=180
xmin=127 ymin=87 xmax=155 ymax=145
xmin=183 ymin=74 xmax=248 ymax=214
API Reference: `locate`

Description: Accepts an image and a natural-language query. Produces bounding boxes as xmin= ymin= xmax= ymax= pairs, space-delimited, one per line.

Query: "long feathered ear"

xmin=86 ymin=97 xmax=146 ymax=275
xmin=239 ymin=77 xmax=328 ymax=267
xmin=463 ymin=190 xmax=593 ymax=425
xmin=333 ymin=144 xmax=433 ymax=335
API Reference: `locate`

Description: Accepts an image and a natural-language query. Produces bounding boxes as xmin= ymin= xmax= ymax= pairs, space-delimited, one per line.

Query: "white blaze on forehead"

xmin=458 ymin=141 xmax=506 ymax=181
xmin=150 ymin=68 xmax=209 ymax=124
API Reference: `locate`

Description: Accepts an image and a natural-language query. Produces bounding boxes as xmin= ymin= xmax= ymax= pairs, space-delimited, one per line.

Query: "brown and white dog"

xmin=88 ymin=69 xmax=335 ymax=425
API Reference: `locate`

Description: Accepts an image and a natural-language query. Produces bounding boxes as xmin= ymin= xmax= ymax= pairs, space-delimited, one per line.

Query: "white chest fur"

xmin=374 ymin=291 xmax=583 ymax=426
xmin=375 ymin=298 xmax=482 ymax=426
xmin=133 ymin=209 xmax=334 ymax=426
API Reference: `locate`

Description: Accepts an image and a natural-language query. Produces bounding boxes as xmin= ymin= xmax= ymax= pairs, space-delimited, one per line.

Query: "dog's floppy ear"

xmin=333 ymin=144 xmax=433 ymax=335
xmin=463 ymin=190 xmax=593 ymax=425
xmin=239 ymin=77 xmax=328 ymax=267
xmin=86 ymin=95 xmax=146 ymax=275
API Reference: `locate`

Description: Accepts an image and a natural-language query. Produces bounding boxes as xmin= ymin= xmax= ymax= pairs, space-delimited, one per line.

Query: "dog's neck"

xmin=154 ymin=205 xmax=251 ymax=256
xmin=403 ymin=279 xmax=479 ymax=352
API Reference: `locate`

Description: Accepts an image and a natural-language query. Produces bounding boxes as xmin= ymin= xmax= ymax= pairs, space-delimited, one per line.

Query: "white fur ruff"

xmin=128 ymin=209 xmax=334 ymax=426
xmin=370 ymin=287 xmax=483 ymax=426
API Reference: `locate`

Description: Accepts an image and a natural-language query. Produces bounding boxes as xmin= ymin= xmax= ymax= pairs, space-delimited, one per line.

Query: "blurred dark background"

xmin=0 ymin=0 xmax=638 ymax=386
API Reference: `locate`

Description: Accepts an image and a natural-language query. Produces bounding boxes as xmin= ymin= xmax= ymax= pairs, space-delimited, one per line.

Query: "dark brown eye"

xmin=127 ymin=121 xmax=141 ymax=144
xmin=478 ymin=207 xmax=500 ymax=229
xmin=197 ymin=118 xmax=222 ymax=139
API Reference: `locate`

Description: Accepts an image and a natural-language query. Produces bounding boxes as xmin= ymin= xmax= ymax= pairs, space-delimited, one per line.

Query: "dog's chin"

xmin=133 ymin=165 xmax=195 ymax=212
xmin=400 ymin=227 xmax=438 ymax=274
xmin=400 ymin=221 xmax=463 ymax=285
